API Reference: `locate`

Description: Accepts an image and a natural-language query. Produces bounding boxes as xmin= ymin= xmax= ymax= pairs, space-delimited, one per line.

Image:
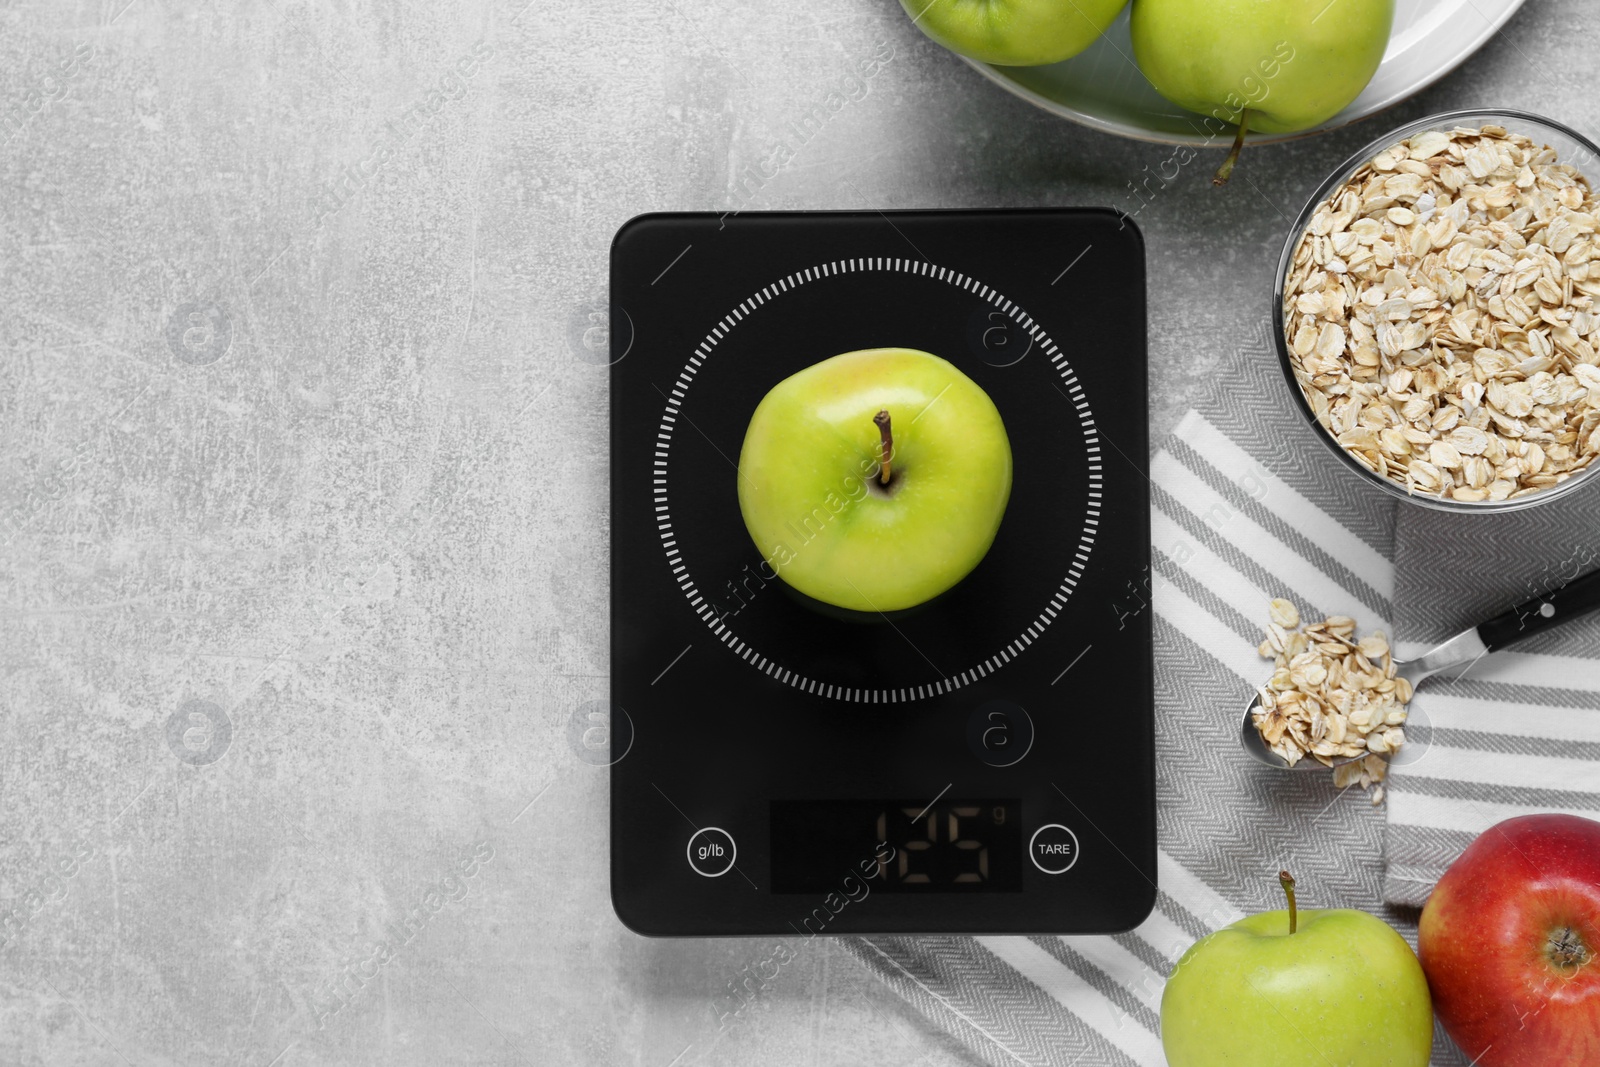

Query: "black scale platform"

xmin=609 ymin=210 xmax=1155 ymax=936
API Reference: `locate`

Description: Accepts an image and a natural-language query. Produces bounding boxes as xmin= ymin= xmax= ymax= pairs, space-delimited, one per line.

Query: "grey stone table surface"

xmin=1 ymin=1 xmax=1594 ymax=1065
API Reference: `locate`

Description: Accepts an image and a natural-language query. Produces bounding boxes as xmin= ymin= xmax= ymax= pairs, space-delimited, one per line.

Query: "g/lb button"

xmin=1029 ymin=824 xmax=1080 ymax=874
xmin=687 ymin=827 xmax=736 ymax=878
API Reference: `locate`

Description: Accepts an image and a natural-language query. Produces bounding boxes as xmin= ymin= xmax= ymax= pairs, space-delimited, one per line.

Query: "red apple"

xmin=1418 ymin=813 xmax=1600 ymax=1066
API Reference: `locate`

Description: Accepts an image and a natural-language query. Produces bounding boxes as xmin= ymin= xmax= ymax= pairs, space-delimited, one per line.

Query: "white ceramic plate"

xmin=963 ymin=0 xmax=1529 ymax=145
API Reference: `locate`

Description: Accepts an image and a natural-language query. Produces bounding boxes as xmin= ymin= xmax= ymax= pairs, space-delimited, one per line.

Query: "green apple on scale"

xmin=737 ymin=348 xmax=1012 ymax=614
xmin=1130 ymin=0 xmax=1395 ymax=184
xmin=899 ymin=0 xmax=1131 ymax=67
xmin=1161 ymin=870 xmax=1432 ymax=1067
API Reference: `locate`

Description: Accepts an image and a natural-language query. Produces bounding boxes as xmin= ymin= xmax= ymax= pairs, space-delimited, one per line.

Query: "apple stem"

xmin=874 ymin=409 xmax=893 ymax=486
xmin=1279 ymin=870 xmax=1297 ymax=935
xmin=1213 ymin=110 xmax=1252 ymax=188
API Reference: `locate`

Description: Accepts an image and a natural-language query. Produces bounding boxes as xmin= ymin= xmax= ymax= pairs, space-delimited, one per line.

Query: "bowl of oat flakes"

xmin=1275 ymin=109 xmax=1600 ymax=512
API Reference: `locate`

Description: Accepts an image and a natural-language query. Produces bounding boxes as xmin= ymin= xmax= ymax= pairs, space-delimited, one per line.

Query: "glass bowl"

xmin=1272 ymin=108 xmax=1600 ymax=514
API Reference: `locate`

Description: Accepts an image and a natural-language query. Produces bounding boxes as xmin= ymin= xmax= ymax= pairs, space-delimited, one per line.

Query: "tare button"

xmin=686 ymin=827 xmax=737 ymax=878
xmin=1029 ymin=824 xmax=1080 ymax=874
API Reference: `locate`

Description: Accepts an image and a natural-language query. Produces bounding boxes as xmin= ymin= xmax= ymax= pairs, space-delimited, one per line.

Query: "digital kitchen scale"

xmin=609 ymin=210 xmax=1155 ymax=936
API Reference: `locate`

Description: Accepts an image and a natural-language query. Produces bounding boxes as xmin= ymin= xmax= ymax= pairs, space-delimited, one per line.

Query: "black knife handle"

xmin=1478 ymin=567 xmax=1600 ymax=653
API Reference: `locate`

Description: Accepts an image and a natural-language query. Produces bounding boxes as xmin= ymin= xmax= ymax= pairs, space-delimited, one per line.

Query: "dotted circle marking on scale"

xmin=654 ymin=257 xmax=1103 ymax=703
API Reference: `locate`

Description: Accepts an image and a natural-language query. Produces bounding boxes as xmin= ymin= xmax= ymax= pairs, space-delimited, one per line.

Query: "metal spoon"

xmin=1241 ymin=566 xmax=1600 ymax=770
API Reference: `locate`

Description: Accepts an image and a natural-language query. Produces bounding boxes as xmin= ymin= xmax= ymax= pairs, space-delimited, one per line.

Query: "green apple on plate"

xmin=1130 ymin=0 xmax=1396 ymax=183
xmin=1161 ymin=871 xmax=1432 ymax=1067
xmin=899 ymin=0 xmax=1131 ymax=66
xmin=737 ymin=348 xmax=1012 ymax=615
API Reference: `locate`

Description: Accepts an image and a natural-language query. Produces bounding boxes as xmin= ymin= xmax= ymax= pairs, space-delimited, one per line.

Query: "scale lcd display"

xmin=769 ymin=799 xmax=1023 ymax=893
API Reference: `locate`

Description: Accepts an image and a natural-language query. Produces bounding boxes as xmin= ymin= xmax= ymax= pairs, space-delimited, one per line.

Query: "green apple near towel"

xmin=1161 ymin=872 xmax=1433 ymax=1067
xmin=898 ymin=0 xmax=1130 ymax=67
xmin=737 ymin=348 xmax=1012 ymax=614
xmin=1130 ymin=0 xmax=1395 ymax=183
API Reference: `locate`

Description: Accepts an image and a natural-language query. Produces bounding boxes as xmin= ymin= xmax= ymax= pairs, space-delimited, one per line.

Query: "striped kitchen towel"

xmin=1384 ymin=485 xmax=1600 ymax=906
xmin=846 ymin=321 xmax=1597 ymax=1066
